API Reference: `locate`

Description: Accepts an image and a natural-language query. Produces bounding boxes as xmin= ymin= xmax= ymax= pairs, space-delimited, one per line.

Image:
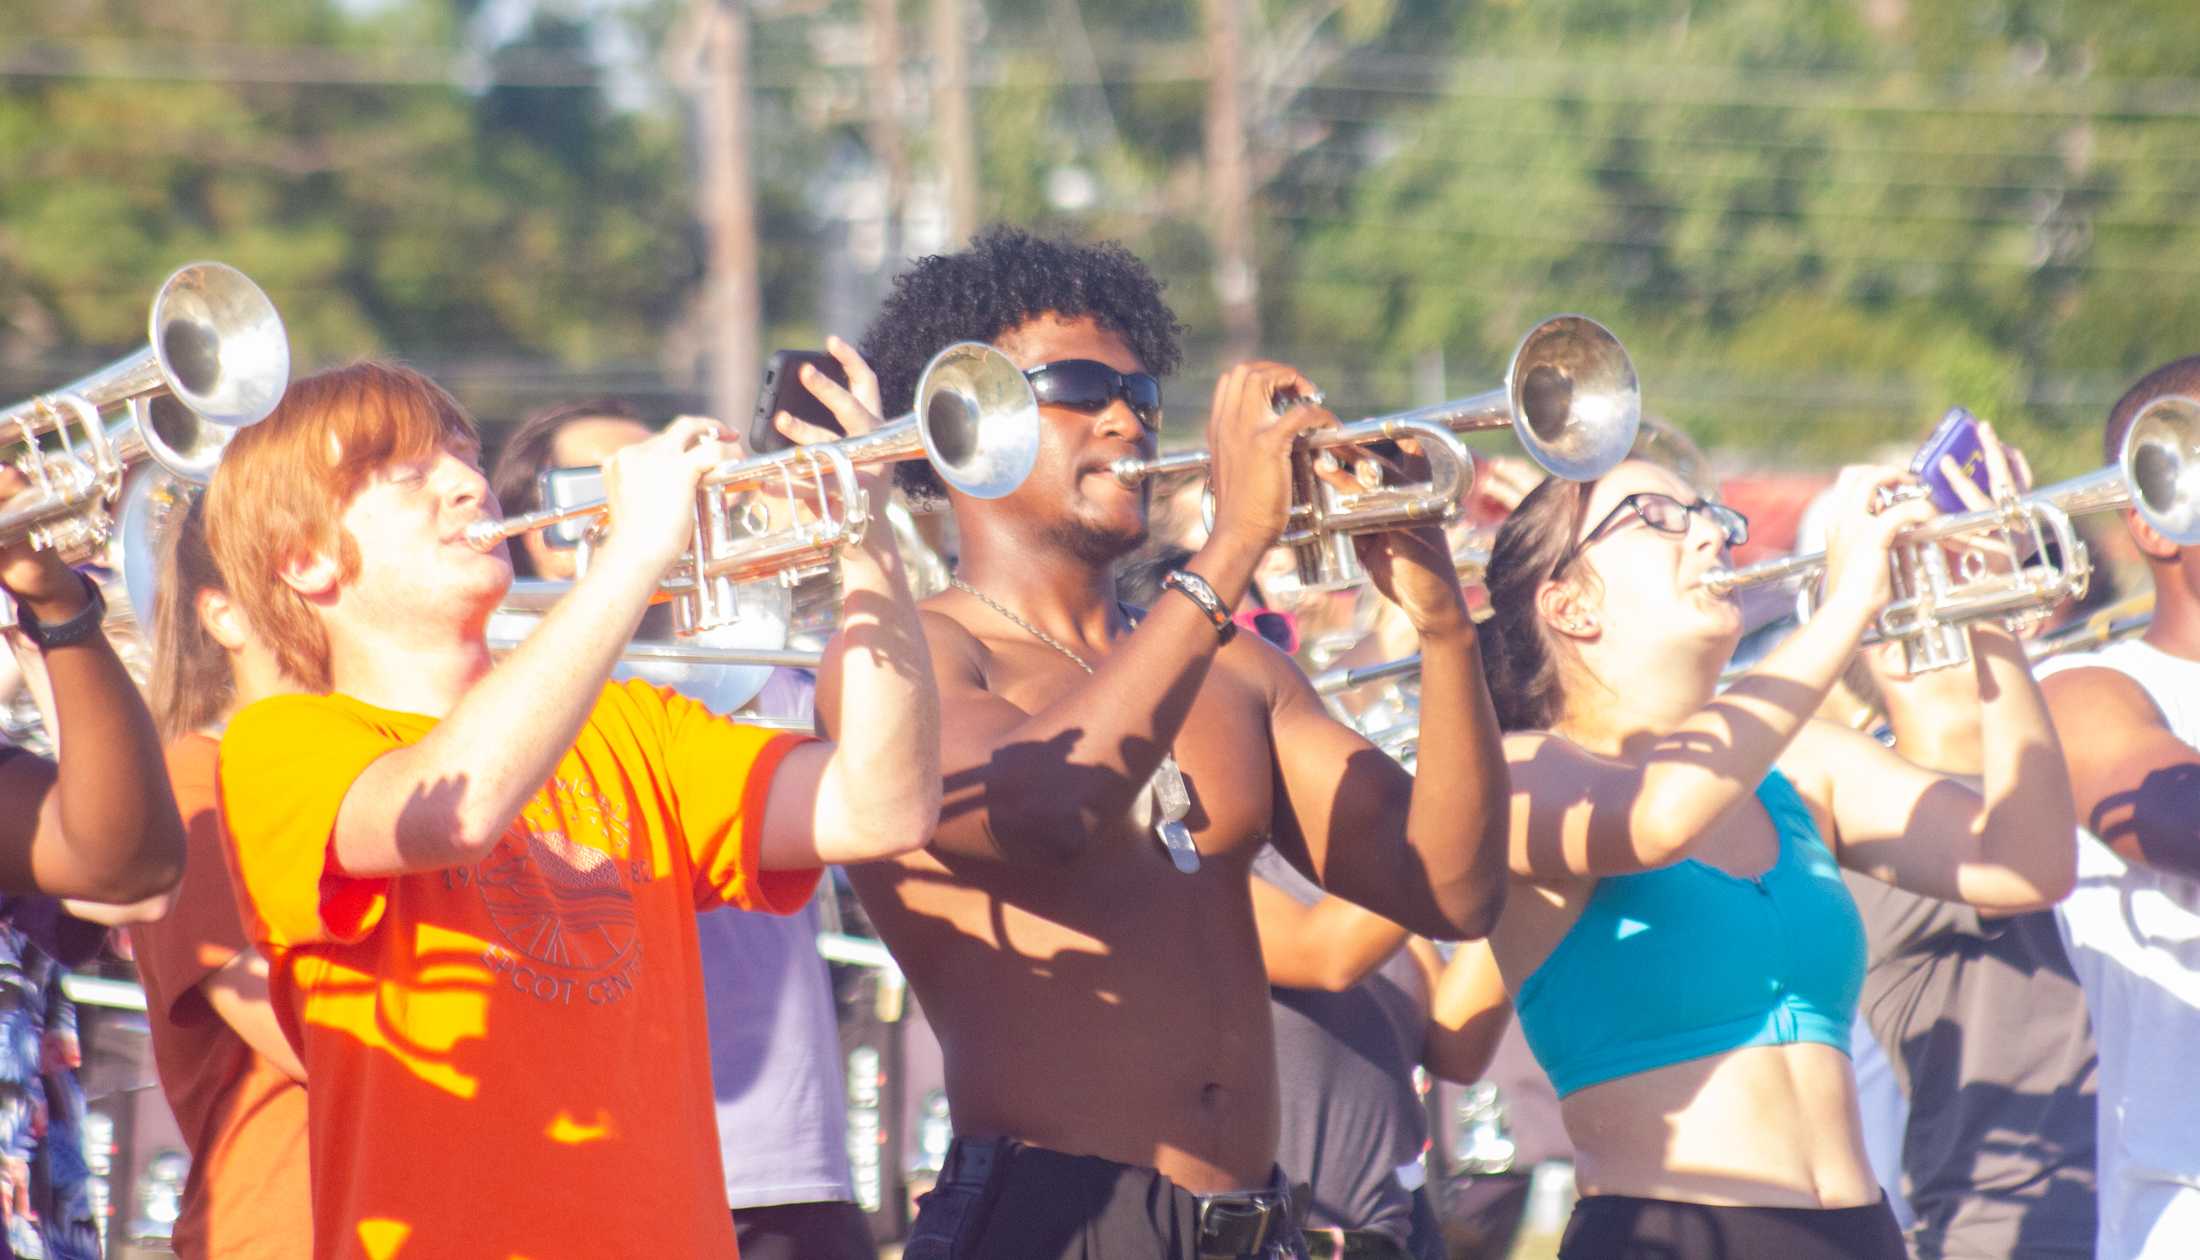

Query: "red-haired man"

xmin=202 ymin=353 xmax=939 ymax=1260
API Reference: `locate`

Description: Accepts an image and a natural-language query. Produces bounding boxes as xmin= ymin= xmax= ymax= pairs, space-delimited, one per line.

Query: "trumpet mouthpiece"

xmin=463 ymin=519 xmax=510 ymax=552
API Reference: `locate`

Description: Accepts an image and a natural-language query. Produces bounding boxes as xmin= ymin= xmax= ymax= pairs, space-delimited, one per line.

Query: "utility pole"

xmin=869 ymin=0 xmax=907 ymax=259
xmin=696 ymin=0 xmax=761 ymax=424
xmin=1204 ymin=0 xmax=1259 ymax=362
xmin=931 ymin=0 xmax=979 ymax=243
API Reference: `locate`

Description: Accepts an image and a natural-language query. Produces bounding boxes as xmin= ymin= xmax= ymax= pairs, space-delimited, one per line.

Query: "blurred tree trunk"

xmin=696 ymin=0 xmax=761 ymax=424
xmin=1205 ymin=0 xmax=1260 ymax=362
xmin=932 ymin=0 xmax=979 ymax=243
xmin=870 ymin=0 xmax=908 ymax=260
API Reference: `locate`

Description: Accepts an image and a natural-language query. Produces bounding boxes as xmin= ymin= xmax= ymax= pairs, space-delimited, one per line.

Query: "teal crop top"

xmin=1512 ymin=769 xmax=1865 ymax=1098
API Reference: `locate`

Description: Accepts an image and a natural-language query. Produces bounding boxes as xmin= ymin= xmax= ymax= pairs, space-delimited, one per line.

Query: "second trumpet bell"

xmin=1108 ymin=314 xmax=1641 ymax=590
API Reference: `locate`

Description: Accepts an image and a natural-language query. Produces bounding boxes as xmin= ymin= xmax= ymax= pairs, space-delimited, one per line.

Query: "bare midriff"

xmin=852 ymin=839 xmax=1284 ymax=1191
xmin=1560 ymin=1041 xmax=1882 ymax=1209
xmin=847 ymin=643 xmax=1297 ymax=1194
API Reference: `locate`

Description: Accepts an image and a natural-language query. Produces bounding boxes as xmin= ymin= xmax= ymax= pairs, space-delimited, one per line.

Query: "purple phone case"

xmin=1910 ymin=406 xmax=1991 ymax=513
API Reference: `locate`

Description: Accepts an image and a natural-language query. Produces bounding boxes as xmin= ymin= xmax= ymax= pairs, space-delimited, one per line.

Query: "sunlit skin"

xmin=2040 ymin=419 xmax=2200 ymax=878
xmin=313 ymin=444 xmax=513 ymax=707
xmin=838 ymin=312 xmax=1510 ymax=1194
xmin=1480 ymin=457 xmax=2075 ymax=1210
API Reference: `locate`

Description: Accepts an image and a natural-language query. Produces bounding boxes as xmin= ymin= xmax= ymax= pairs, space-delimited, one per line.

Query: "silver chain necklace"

xmin=950 ymin=576 xmax=1200 ymax=874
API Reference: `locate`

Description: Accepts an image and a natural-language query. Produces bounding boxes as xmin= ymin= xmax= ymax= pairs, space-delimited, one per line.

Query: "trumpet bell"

xmin=117 ymin=463 xmax=189 ymax=629
xmin=149 ymin=262 xmax=291 ymax=429
xmin=2124 ymin=393 xmax=2200 ymax=546
xmin=917 ymin=341 xmax=1039 ymax=500
xmin=1506 ymin=314 xmax=1642 ymax=482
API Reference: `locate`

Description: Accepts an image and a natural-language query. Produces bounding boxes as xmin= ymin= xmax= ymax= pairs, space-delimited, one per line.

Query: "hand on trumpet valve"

xmin=1818 ymin=465 xmax=1938 ymax=625
xmin=0 ymin=466 xmax=88 ymax=620
xmin=596 ymin=416 xmax=735 ymax=575
xmin=1205 ymin=361 xmax=1336 ymax=552
xmin=1352 ymin=522 xmax=1474 ymax=638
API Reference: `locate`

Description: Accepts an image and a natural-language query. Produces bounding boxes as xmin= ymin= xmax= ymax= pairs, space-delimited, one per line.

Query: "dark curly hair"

xmin=859 ymin=225 xmax=1185 ymax=505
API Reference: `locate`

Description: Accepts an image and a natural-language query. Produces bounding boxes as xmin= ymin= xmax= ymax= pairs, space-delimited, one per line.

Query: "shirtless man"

xmin=2035 ymin=358 xmax=2200 ymax=1260
xmin=832 ymin=228 xmax=1509 ymax=1259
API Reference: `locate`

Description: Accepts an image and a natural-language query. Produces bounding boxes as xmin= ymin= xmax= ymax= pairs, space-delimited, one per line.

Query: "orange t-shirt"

xmin=216 ymin=679 xmax=818 ymax=1260
xmin=127 ymin=734 xmax=313 ymax=1260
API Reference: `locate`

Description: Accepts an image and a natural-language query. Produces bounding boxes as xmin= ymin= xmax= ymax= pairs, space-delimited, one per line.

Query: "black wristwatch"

xmin=12 ymin=573 xmax=106 ymax=652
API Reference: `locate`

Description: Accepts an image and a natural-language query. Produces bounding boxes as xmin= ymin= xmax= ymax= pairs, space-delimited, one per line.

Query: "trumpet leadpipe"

xmin=1312 ymin=653 xmax=1424 ymax=695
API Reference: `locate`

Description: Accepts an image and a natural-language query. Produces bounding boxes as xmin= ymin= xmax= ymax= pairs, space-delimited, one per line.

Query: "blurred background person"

xmin=124 ymin=491 xmax=311 ymax=1260
xmin=1249 ymin=847 xmax=1512 ymax=1260
xmin=488 ymin=392 xmax=872 ymax=1260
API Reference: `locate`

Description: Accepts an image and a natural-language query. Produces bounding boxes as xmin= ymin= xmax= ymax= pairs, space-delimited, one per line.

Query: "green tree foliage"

xmin=0 ymin=0 xmax=697 ymax=420
xmin=11 ymin=0 xmax=2200 ymax=476
xmin=1266 ymin=0 xmax=2200 ymax=474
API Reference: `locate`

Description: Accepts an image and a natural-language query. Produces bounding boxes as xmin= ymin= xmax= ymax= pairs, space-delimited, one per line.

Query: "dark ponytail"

xmin=1478 ymin=476 xmax=1595 ymax=731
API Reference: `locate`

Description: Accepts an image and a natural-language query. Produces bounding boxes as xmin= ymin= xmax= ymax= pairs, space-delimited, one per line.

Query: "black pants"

xmin=730 ymin=1200 xmax=874 ymax=1260
xmin=1558 ymin=1194 xmax=1907 ymax=1260
xmin=905 ymin=1136 xmax=1310 ymax=1260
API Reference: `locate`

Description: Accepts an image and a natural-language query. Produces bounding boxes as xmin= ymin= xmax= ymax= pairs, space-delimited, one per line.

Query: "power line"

xmin=1273 ymin=102 xmax=2200 ymax=167
xmin=1263 ymin=176 xmax=2196 ymax=234
xmin=1271 ymin=158 xmax=2200 ymax=206
xmin=1260 ymin=211 xmax=2200 ymax=276
xmin=18 ymin=37 xmax=2200 ymax=122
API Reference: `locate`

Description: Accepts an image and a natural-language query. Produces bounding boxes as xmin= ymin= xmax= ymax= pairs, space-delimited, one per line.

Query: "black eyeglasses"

xmin=1556 ymin=492 xmax=1750 ymax=576
xmin=1025 ymin=360 xmax=1163 ymax=432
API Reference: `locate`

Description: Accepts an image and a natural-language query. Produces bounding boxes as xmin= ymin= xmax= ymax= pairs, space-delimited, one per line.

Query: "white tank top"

xmin=2034 ymin=639 xmax=2200 ymax=1260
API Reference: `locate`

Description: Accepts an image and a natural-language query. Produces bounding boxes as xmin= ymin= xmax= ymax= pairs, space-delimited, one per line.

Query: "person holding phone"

xmin=1471 ymin=437 xmax=2075 ymax=1258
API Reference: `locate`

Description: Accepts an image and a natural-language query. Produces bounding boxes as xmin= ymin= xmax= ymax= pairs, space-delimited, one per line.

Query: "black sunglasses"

xmin=1025 ymin=360 xmax=1164 ymax=432
xmin=1556 ymin=492 xmax=1750 ymax=576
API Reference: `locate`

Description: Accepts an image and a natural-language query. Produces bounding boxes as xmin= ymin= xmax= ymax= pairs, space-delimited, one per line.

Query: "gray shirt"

xmin=1846 ymin=871 xmax=2097 ymax=1259
xmin=1254 ymin=848 xmax=1442 ymax=1260
xmin=678 ymin=668 xmax=858 ymax=1210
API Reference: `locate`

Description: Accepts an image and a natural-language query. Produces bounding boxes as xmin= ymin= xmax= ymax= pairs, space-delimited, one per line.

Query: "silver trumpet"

xmin=1108 ymin=315 xmax=1640 ymax=590
xmin=0 ymin=262 xmax=289 ymax=556
xmin=464 ymin=341 xmax=1038 ymax=636
xmin=1699 ymin=395 xmax=2200 ymax=673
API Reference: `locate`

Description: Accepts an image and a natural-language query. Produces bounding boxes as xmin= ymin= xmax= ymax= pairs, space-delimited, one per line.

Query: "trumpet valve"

xmin=31 ymin=510 xmax=111 ymax=559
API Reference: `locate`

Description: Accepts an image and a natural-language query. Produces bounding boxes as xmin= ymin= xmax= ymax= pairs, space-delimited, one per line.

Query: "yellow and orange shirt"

xmin=217 ymin=679 xmax=817 ymax=1260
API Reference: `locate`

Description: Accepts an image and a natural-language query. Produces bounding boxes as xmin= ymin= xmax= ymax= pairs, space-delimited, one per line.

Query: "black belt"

xmin=1192 ymin=1182 xmax=1295 ymax=1259
xmin=1303 ymin=1226 xmax=1415 ymax=1260
xmin=935 ymin=1138 xmax=1303 ymax=1259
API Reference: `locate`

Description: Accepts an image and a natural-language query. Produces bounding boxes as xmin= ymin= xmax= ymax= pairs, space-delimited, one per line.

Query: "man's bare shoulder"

xmin=2041 ymin=662 xmax=2170 ymax=733
xmin=915 ymin=598 xmax=990 ymax=666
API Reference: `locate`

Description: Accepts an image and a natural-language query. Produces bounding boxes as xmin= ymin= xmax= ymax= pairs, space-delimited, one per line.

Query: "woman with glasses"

xmin=1471 ymin=452 xmax=2076 ymax=1260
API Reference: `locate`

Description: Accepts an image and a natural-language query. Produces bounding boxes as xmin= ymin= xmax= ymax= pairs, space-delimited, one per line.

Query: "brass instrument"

xmin=0 ymin=262 xmax=288 ymax=555
xmin=1698 ymin=396 xmax=2200 ymax=673
xmin=465 ymin=341 xmax=1037 ymax=636
xmin=1108 ymin=315 xmax=1641 ymax=590
xmin=2025 ymin=592 xmax=2154 ymax=663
